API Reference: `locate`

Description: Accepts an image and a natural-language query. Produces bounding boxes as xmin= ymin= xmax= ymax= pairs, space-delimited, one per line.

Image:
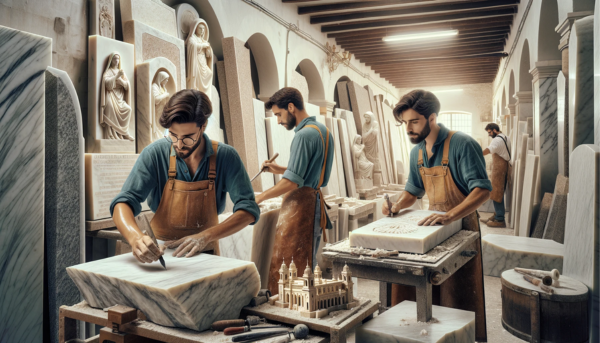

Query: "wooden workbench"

xmin=322 ymin=230 xmax=480 ymax=322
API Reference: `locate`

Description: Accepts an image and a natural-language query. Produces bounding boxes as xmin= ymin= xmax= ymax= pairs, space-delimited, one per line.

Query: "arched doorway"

xmin=295 ymin=59 xmax=326 ymax=106
xmin=246 ymin=33 xmax=280 ymax=100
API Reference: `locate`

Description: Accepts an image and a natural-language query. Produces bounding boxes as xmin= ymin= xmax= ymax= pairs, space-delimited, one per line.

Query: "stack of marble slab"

xmin=349 ymin=209 xmax=462 ymax=254
xmin=67 ymin=253 xmax=261 ymax=332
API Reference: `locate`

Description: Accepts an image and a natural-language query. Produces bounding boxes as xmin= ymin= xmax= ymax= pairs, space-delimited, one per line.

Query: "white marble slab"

xmin=511 ymin=134 xmax=529 ymax=236
xmin=206 ymin=85 xmax=224 ymax=143
xmin=90 ymin=0 xmax=115 ymax=38
xmin=356 ymin=300 xmax=475 ymax=343
xmin=327 ymin=116 xmax=347 ymax=197
xmin=251 ymin=99 xmax=273 ymax=191
xmin=569 ymin=15 xmax=595 ymax=152
xmin=596 ymin=4 xmax=600 ymax=146
xmin=87 ymin=35 xmax=136 ymax=153
xmin=265 ymin=117 xmax=295 ymax=184
xmin=337 ymin=118 xmax=358 ymax=198
xmin=557 ymin=71 xmax=568 ymax=175
xmin=518 ymin=154 xmax=539 ymax=237
xmin=174 ymin=3 xmax=199 ymax=40
xmin=349 ymin=210 xmax=462 ymax=253
xmin=482 ymin=234 xmax=564 ymax=277
xmin=120 ymin=0 xmax=177 ymax=37
xmin=67 ymin=253 xmax=260 ymax=331
xmin=339 ymin=109 xmax=358 ymax=141
xmin=563 ymin=144 xmax=599 ymax=341
xmin=0 ymin=25 xmax=51 ymax=343
xmin=535 ymin=76 xmax=559 ymax=194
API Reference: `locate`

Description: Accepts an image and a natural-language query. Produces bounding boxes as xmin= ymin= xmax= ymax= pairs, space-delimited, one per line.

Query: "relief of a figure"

xmin=185 ymin=19 xmax=213 ymax=98
xmin=362 ymin=111 xmax=381 ymax=172
xmin=99 ymin=4 xmax=113 ymax=38
xmin=352 ymin=135 xmax=374 ymax=182
xmin=100 ymin=53 xmax=134 ymax=140
xmin=152 ymin=71 xmax=171 ymax=140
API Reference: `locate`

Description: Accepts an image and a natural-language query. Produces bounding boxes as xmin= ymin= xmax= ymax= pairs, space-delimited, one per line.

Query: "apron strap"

xmin=303 ymin=124 xmax=330 ymax=242
xmin=168 ymin=147 xmax=177 ymax=180
xmin=418 ymin=149 xmax=424 ymax=167
xmin=208 ymin=140 xmax=218 ymax=180
xmin=442 ymin=131 xmax=456 ymax=166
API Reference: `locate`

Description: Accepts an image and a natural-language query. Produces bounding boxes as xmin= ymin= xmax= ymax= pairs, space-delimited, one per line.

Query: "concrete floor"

xmin=346 ymin=211 xmax=526 ymax=343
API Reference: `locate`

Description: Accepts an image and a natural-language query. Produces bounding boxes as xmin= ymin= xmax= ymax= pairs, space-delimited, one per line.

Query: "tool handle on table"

xmin=211 ymin=319 xmax=246 ymax=331
xmin=231 ymin=329 xmax=288 ymax=342
xmin=224 ymin=327 xmax=249 ymax=335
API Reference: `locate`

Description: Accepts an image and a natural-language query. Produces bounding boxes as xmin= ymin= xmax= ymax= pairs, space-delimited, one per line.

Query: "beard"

xmin=175 ymin=135 xmax=202 ymax=159
xmin=282 ymin=112 xmax=297 ymax=131
xmin=491 ymin=132 xmax=498 ymax=138
xmin=408 ymin=120 xmax=431 ymax=144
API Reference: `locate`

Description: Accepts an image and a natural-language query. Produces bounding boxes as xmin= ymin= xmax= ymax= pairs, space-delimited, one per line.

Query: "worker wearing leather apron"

xmin=481 ymin=123 xmax=511 ymax=228
xmin=382 ymin=90 xmax=491 ymax=342
xmin=254 ymin=88 xmax=334 ymax=294
xmin=110 ymin=89 xmax=260 ymax=263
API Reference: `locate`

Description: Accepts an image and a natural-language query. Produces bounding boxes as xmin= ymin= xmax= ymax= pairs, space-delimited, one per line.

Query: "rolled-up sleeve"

xmin=282 ymin=134 xmax=311 ymax=188
xmin=405 ymin=147 xmax=426 ymax=197
xmin=110 ymin=149 xmax=157 ymax=217
xmin=458 ymin=139 xmax=492 ymax=192
xmin=222 ymin=147 xmax=260 ymax=224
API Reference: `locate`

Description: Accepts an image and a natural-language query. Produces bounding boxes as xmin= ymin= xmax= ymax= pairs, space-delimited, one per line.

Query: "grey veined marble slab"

xmin=596 ymin=3 xmax=600 ymax=145
xmin=349 ymin=209 xmax=462 ymax=253
xmin=67 ymin=253 xmax=261 ymax=331
xmin=0 ymin=25 xmax=51 ymax=343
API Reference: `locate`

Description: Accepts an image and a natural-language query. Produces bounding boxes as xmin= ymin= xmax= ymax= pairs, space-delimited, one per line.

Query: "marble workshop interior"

xmin=1 ymin=0 xmax=600 ymax=343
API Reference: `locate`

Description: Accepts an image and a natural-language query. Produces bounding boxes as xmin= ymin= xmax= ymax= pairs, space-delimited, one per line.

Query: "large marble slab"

xmin=67 ymin=253 xmax=260 ymax=331
xmin=356 ymin=300 xmax=475 ymax=343
xmin=543 ymin=174 xmax=569 ymax=243
xmin=122 ymin=19 xmax=186 ymax=90
xmin=87 ymin=35 xmax=136 ymax=153
xmin=596 ymin=4 xmax=600 ymax=145
xmin=207 ymin=85 xmax=224 ymax=143
xmin=482 ymin=234 xmax=564 ymax=277
xmin=347 ymin=81 xmax=371 ymax=135
xmin=322 ymin=118 xmax=341 ymax=196
xmin=518 ymin=154 xmax=539 ymax=237
xmin=265 ymin=117 xmax=295 ymax=184
xmin=349 ymin=210 xmax=462 ymax=253
xmin=511 ymin=134 xmax=529 ymax=235
xmin=562 ymin=144 xmax=599 ymax=342
xmin=252 ymin=98 xmax=273 ymax=192
xmin=337 ymin=118 xmax=358 ymax=198
xmin=0 ymin=25 xmax=51 ymax=343
xmin=327 ymin=116 xmax=347 ymax=197
xmin=90 ymin=0 xmax=115 ymax=38
xmin=45 ymin=67 xmax=85 ymax=343
xmin=534 ymin=72 xmax=560 ymax=195
xmin=557 ymin=71 xmax=568 ymax=175
xmin=569 ymin=15 xmax=595 ymax=153
xmin=136 ymin=57 xmax=178 ymax=152
xmin=531 ymin=192 xmax=552 ymax=239
xmin=336 ymin=81 xmax=351 ymax=111
xmin=120 ymin=0 xmax=177 ymax=37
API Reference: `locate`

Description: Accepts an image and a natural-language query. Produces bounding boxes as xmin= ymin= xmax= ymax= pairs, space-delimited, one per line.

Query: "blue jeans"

xmin=493 ymin=196 xmax=505 ymax=221
xmin=312 ymin=193 xmax=322 ymax=269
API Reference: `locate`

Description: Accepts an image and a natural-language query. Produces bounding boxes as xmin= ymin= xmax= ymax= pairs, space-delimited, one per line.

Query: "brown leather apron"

xmin=390 ymin=131 xmax=488 ymax=342
xmin=490 ymin=153 xmax=508 ymax=203
xmin=267 ymin=124 xmax=330 ymax=294
xmin=150 ymin=140 xmax=220 ymax=254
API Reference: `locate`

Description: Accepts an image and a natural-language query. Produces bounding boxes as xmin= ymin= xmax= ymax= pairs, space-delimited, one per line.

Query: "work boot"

xmin=480 ymin=212 xmax=496 ymax=223
xmin=487 ymin=218 xmax=506 ymax=228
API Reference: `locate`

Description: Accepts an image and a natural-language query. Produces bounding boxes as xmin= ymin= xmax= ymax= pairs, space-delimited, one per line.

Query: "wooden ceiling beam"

xmin=384 ymin=71 xmax=499 ymax=81
xmin=335 ymin=28 xmax=509 ymax=46
xmin=364 ymin=51 xmax=507 ymax=66
xmin=370 ymin=55 xmax=502 ymax=68
xmin=374 ymin=63 xmax=500 ymax=75
xmin=350 ymin=37 xmax=506 ymax=56
xmin=358 ymin=43 xmax=505 ymax=63
xmin=388 ymin=75 xmax=497 ymax=84
xmin=298 ymin=0 xmax=443 ymax=15
xmin=311 ymin=0 xmax=518 ymax=25
xmin=392 ymin=78 xmax=495 ymax=88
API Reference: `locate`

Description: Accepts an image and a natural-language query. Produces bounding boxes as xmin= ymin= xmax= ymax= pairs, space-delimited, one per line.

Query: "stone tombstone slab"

xmin=569 ymin=16 xmax=595 ymax=153
xmin=347 ymin=81 xmax=372 ymax=135
xmin=535 ymin=75 xmax=559 ymax=195
xmin=221 ymin=37 xmax=259 ymax=187
xmin=327 ymin=116 xmax=347 ymax=197
xmin=349 ymin=210 xmax=462 ymax=254
xmin=340 ymin=109 xmax=358 ymax=140
xmin=531 ymin=192 xmax=552 ymax=239
xmin=562 ymin=144 xmax=599 ymax=341
xmin=336 ymin=81 xmax=352 ymax=111
xmin=174 ymin=3 xmax=200 ymax=40
xmin=356 ymin=300 xmax=475 ymax=343
xmin=337 ymin=118 xmax=358 ymax=198
xmin=252 ymin=99 xmax=273 ymax=191
xmin=518 ymin=154 xmax=539 ymax=237
xmin=88 ymin=35 xmax=136 ymax=153
xmin=90 ymin=0 xmax=115 ymax=38
xmin=291 ymin=71 xmax=309 ymax=102
xmin=557 ymin=71 xmax=568 ymax=175
xmin=596 ymin=3 xmax=600 ymax=145
xmin=45 ymin=67 xmax=85 ymax=343
xmin=123 ymin=20 xmax=186 ymax=90
xmin=543 ymin=174 xmax=569 ymax=243
xmin=67 ymin=253 xmax=261 ymax=331
xmin=265 ymin=117 xmax=295 ymax=184
xmin=120 ymin=0 xmax=177 ymax=37
xmin=511 ymin=135 xmax=529 ymax=235
xmin=136 ymin=57 xmax=178 ymax=152
xmin=85 ymin=154 xmax=149 ymax=220
xmin=0 ymin=26 xmax=50 ymax=343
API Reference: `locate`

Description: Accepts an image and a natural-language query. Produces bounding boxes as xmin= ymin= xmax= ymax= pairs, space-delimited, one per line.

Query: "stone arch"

xmin=518 ymin=39 xmax=533 ymax=92
xmin=246 ymin=32 xmax=280 ymax=99
xmin=537 ymin=0 xmax=561 ymax=61
xmin=509 ymin=70 xmax=516 ymax=104
xmin=296 ymin=59 xmax=326 ymax=104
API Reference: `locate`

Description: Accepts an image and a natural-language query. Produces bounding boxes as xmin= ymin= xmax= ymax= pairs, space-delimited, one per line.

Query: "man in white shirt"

xmin=482 ymin=123 xmax=511 ymax=227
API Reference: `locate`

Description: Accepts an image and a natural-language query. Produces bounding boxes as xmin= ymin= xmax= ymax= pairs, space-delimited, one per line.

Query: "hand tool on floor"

xmin=224 ymin=325 xmax=283 ymax=335
xmin=384 ymin=193 xmax=393 ymax=217
xmin=515 ymin=267 xmax=560 ymax=280
xmin=231 ymin=324 xmax=309 ymax=342
xmin=211 ymin=316 xmax=265 ymax=331
xmin=522 ymin=274 xmax=554 ymax=294
xmin=248 ymin=289 xmax=272 ymax=307
xmin=142 ymin=228 xmax=166 ymax=270
xmin=251 ymin=152 xmax=279 ymax=182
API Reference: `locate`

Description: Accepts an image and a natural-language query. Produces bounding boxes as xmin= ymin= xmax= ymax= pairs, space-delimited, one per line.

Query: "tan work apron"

xmin=490 ymin=153 xmax=509 ymax=203
xmin=390 ymin=131 xmax=488 ymax=342
xmin=150 ymin=140 xmax=220 ymax=254
xmin=267 ymin=125 xmax=330 ymax=294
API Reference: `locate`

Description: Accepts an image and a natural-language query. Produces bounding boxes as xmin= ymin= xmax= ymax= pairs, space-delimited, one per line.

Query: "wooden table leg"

xmin=415 ymin=278 xmax=432 ymax=322
xmin=379 ymin=282 xmax=391 ymax=313
xmin=59 ymin=307 xmax=78 ymax=343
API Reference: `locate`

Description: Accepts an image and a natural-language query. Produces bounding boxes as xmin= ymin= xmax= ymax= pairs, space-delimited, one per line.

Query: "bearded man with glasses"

xmin=110 ymin=89 xmax=259 ymax=263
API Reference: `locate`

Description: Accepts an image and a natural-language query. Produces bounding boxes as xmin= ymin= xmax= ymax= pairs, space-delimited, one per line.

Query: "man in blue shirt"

xmin=255 ymin=87 xmax=334 ymax=294
xmin=383 ymin=90 xmax=490 ymax=342
xmin=111 ymin=89 xmax=259 ymax=264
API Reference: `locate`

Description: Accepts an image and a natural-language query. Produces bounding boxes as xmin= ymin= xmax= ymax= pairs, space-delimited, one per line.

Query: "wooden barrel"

xmin=501 ymin=269 xmax=589 ymax=343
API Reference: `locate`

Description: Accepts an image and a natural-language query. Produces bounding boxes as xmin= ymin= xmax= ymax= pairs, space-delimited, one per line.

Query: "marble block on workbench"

xmin=482 ymin=234 xmax=564 ymax=277
xmin=356 ymin=300 xmax=475 ymax=343
xmin=349 ymin=209 xmax=462 ymax=253
xmin=67 ymin=253 xmax=261 ymax=331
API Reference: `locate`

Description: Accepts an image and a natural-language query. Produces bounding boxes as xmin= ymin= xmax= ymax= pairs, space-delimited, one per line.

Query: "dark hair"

xmin=393 ymin=89 xmax=440 ymax=122
xmin=159 ymin=89 xmax=212 ymax=128
xmin=485 ymin=123 xmax=500 ymax=132
xmin=265 ymin=87 xmax=304 ymax=111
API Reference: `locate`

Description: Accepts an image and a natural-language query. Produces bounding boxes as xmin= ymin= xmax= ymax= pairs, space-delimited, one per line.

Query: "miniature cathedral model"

xmin=274 ymin=259 xmax=358 ymax=318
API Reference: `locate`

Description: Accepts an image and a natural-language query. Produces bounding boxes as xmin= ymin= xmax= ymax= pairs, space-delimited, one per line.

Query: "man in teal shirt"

xmin=111 ymin=89 xmax=260 ymax=263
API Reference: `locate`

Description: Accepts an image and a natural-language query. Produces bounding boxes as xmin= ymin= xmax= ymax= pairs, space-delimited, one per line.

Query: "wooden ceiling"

xmin=285 ymin=0 xmax=517 ymax=88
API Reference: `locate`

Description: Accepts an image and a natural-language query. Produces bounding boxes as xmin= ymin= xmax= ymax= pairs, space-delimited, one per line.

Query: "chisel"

xmin=142 ymin=228 xmax=166 ymax=270
xmin=250 ymin=153 xmax=279 ymax=182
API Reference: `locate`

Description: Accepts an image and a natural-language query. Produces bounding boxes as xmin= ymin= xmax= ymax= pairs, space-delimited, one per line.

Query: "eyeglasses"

xmin=164 ymin=130 xmax=201 ymax=146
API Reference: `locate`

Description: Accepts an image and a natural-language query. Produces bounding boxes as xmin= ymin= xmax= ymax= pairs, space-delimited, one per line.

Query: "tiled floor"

xmin=347 ymin=211 xmax=526 ymax=343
